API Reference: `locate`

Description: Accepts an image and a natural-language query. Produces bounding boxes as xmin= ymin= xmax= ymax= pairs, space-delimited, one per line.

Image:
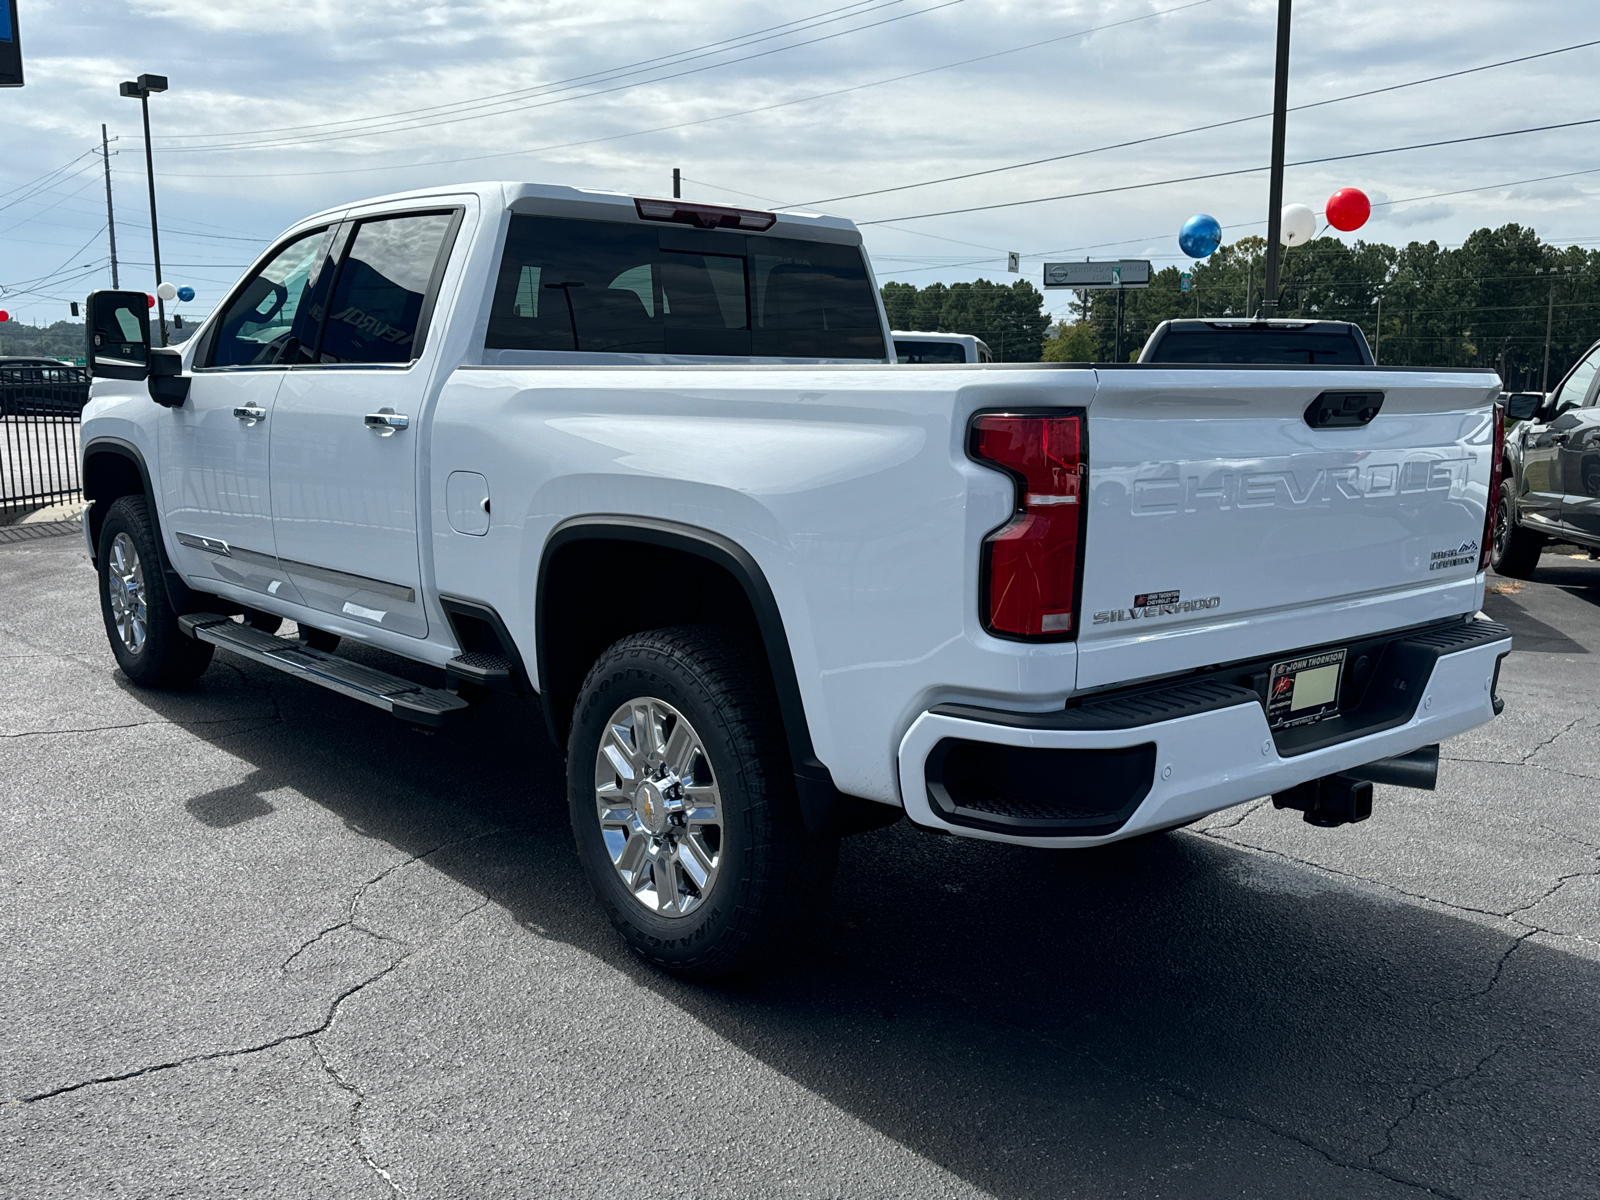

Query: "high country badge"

xmin=1093 ymin=590 xmax=1221 ymax=625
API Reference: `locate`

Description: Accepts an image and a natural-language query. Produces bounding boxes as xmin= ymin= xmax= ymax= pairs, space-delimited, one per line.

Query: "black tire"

xmin=567 ymin=625 xmax=837 ymax=979
xmin=1491 ymin=477 xmax=1544 ymax=579
xmin=97 ymin=494 xmax=215 ymax=687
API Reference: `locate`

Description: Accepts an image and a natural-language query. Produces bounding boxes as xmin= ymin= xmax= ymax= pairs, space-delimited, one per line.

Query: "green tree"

xmin=1041 ymin=320 xmax=1096 ymax=362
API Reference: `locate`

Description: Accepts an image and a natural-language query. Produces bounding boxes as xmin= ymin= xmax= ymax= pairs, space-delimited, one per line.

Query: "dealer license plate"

xmin=1266 ymin=648 xmax=1347 ymax=730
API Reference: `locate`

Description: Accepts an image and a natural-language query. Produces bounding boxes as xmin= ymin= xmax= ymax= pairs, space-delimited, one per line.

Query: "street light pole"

xmin=1259 ymin=0 xmax=1292 ymax=317
xmin=120 ymin=73 xmax=168 ymax=346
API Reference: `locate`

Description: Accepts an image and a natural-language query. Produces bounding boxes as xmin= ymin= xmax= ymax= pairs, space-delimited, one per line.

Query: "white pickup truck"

xmin=81 ymin=181 xmax=1511 ymax=977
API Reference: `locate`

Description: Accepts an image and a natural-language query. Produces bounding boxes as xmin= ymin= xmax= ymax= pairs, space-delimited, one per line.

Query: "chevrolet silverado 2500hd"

xmin=80 ymin=182 xmax=1511 ymax=977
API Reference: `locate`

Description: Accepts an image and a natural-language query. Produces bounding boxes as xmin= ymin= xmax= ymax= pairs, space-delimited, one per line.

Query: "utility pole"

xmin=1542 ymin=274 xmax=1556 ymax=390
xmin=100 ymin=123 xmax=119 ymax=289
xmin=672 ymin=167 xmax=681 ymax=199
xmin=120 ymin=73 xmax=169 ymax=345
xmin=1259 ymin=0 xmax=1292 ymax=317
xmin=1374 ymin=291 xmax=1382 ymax=364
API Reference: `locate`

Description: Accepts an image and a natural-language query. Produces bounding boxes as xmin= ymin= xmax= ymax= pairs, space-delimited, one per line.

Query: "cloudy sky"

xmin=1 ymin=0 xmax=1596 ymax=327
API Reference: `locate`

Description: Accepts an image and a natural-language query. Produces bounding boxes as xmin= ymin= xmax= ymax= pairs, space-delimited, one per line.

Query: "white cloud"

xmin=0 ymin=0 xmax=1595 ymax=320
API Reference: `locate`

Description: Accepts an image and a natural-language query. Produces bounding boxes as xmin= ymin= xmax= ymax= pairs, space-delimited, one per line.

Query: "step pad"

xmin=179 ymin=614 xmax=470 ymax=728
xmin=445 ymin=650 xmax=516 ymax=685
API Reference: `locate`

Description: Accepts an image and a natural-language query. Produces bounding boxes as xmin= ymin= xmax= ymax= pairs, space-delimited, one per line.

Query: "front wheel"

xmin=568 ymin=626 xmax=837 ymax=979
xmin=1491 ymin=477 xmax=1544 ymax=579
xmin=97 ymin=495 xmax=214 ymax=687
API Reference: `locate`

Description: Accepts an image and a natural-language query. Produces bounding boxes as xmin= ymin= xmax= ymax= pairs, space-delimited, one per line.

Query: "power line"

xmin=156 ymin=0 xmax=964 ymax=155
xmin=152 ymin=0 xmax=912 ymax=143
xmin=860 ymin=115 xmax=1600 ymax=224
xmin=158 ymin=0 xmax=1214 ymax=181
xmin=788 ymin=37 xmax=1600 ymax=209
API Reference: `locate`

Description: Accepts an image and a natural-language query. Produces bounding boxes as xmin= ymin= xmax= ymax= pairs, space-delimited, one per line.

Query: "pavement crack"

xmin=14 ymin=889 xmax=495 ymax=1108
xmin=1504 ymin=861 xmax=1600 ymax=918
xmin=1202 ymin=797 xmax=1268 ymax=831
xmin=1197 ymin=832 xmax=1550 ymax=925
xmin=1 ymin=720 xmax=163 ymax=739
xmin=1519 ymin=715 xmax=1583 ymax=763
xmin=306 ymin=893 xmax=491 ymax=1197
xmin=310 ymin=1020 xmax=404 ymax=1196
xmin=1369 ymin=1044 xmax=1506 ymax=1173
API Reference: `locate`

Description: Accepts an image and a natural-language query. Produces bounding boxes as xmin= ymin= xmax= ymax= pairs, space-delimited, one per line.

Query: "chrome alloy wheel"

xmin=107 ymin=532 xmax=149 ymax=655
xmin=594 ymin=697 xmax=722 ymax=918
xmin=1493 ymin=481 xmax=1513 ymax=563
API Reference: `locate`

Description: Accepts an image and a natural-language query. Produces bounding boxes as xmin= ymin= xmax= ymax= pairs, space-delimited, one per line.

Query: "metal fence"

xmin=1 ymin=365 xmax=90 ymax=513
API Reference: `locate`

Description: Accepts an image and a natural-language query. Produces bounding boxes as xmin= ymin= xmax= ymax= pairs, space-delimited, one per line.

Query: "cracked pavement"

xmin=3 ymin=532 xmax=1599 ymax=1199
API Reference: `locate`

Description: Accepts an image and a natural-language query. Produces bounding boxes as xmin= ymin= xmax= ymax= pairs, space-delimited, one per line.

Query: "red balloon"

xmin=1326 ymin=187 xmax=1371 ymax=232
xmin=147 ymin=294 xmax=156 ymax=309
xmin=0 ymin=310 xmax=9 ymax=322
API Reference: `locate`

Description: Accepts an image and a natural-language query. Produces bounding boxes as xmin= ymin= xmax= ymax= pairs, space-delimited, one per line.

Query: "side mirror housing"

xmin=1503 ymin=392 xmax=1544 ymax=421
xmin=85 ymin=290 xmax=152 ymax=381
xmin=147 ymin=346 xmax=190 ymax=408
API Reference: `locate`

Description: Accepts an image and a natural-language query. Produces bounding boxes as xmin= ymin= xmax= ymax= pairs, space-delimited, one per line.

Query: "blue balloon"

xmin=1178 ymin=213 xmax=1222 ymax=258
xmin=176 ymin=286 xmax=196 ymax=303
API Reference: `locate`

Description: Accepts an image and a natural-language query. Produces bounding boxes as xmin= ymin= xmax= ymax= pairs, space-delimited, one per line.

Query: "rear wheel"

xmin=1491 ymin=477 xmax=1544 ymax=579
xmin=568 ymin=626 xmax=837 ymax=979
xmin=97 ymin=495 xmax=214 ymax=687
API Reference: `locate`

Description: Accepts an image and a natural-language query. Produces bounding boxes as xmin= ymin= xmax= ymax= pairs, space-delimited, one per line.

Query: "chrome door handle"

xmin=365 ymin=408 xmax=409 ymax=436
xmin=233 ymin=405 xmax=267 ymax=425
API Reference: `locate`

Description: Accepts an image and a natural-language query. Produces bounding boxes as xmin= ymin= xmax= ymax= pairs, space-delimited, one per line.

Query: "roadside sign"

xmin=1042 ymin=260 xmax=1151 ymax=289
xmin=1180 ymin=272 xmax=1192 ymax=293
xmin=1 ymin=0 xmax=23 ymax=88
xmin=1006 ymin=251 xmax=1020 ymax=273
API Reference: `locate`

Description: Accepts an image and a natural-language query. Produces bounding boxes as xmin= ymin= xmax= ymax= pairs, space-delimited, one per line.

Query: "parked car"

xmin=1493 ymin=337 xmax=1600 ymax=576
xmin=893 ymin=330 xmax=993 ymax=363
xmin=0 ymin=357 xmax=91 ymax=416
xmin=1139 ymin=318 xmax=1375 ymax=365
xmin=79 ymin=182 xmax=1510 ymax=978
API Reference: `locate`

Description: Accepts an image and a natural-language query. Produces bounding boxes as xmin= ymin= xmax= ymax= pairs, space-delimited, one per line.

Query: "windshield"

xmin=1149 ymin=329 xmax=1367 ymax=365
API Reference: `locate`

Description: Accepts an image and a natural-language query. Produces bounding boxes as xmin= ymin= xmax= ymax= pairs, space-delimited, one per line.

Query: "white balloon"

xmin=1280 ymin=204 xmax=1317 ymax=247
xmin=155 ymin=282 xmax=178 ymax=302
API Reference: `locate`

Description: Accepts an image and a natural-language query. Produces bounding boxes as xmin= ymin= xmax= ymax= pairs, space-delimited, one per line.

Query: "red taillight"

xmin=971 ymin=413 xmax=1086 ymax=638
xmin=633 ymin=197 xmax=777 ymax=231
xmin=1480 ymin=403 xmax=1506 ymax=572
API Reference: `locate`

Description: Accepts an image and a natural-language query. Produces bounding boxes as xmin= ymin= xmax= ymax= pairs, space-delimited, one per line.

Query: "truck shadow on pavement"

xmin=127 ymin=654 xmax=1598 ymax=1200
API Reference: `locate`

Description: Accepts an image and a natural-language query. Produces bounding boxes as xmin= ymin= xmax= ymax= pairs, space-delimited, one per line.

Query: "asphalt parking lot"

xmin=3 ymin=526 xmax=1598 ymax=1199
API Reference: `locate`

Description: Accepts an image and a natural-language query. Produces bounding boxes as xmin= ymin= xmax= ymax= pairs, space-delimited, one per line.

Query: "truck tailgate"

xmin=1076 ymin=367 xmax=1501 ymax=691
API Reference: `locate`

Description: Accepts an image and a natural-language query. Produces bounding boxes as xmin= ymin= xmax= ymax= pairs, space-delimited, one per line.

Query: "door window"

xmin=207 ymin=228 xmax=331 ymax=367
xmin=317 ymin=212 xmax=456 ymax=365
xmin=1552 ymin=346 xmax=1600 ymax=416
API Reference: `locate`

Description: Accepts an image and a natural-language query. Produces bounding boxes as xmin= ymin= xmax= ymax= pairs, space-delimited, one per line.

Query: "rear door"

xmin=268 ymin=206 xmax=464 ymax=639
xmin=1075 ymin=367 xmax=1500 ymax=690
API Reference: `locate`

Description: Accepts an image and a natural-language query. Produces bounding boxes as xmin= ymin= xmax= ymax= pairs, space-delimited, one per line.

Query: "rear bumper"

xmin=897 ymin=617 xmax=1511 ymax=848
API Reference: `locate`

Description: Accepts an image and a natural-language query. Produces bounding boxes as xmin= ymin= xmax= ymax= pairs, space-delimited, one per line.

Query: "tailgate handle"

xmin=1305 ymin=390 xmax=1383 ymax=429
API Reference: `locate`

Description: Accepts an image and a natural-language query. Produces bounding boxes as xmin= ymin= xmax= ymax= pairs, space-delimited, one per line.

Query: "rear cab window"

xmin=1147 ymin=328 xmax=1368 ymax=365
xmin=485 ymin=215 xmax=886 ymax=361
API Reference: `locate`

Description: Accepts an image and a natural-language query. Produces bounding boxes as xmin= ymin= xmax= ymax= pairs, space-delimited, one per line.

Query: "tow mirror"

xmin=1503 ymin=392 xmax=1543 ymax=421
xmin=85 ymin=290 xmax=151 ymax=381
xmin=147 ymin=346 xmax=189 ymax=408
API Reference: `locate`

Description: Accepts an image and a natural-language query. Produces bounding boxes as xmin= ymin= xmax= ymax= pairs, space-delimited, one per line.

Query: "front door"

xmin=269 ymin=209 xmax=460 ymax=640
xmin=160 ymin=225 xmax=334 ymax=599
xmin=1520 ymin=346 xmax=1600 ymax=531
